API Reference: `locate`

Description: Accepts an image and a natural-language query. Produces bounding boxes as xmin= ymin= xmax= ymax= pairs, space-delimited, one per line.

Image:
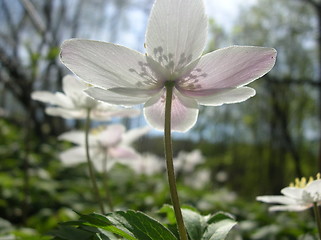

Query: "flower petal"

xmin=59 ymin=147 xmax=86 ymax=166
xmin=303 ymin=179 xmax=321 ymax=202
xmin=45 ymin=107 xmax=86 ymax=119
xmin=62 ymin=75 xmax=88 ymax=96
xmin=109 ymin=146 xmax=139 ymax=160
xmin=281 ymin=187 xmax=304 ymax=200
xmin=143 ymin=89 xmax=199 ymax=132
xmin=305 ymin=179 xmax=321 ymax=193
xmin=122 ymin=126 xmax=151 ymax=145
xmin=256 ymin=196 xmax=298 ymax=205
xmin=60 ymin=39 xmax=158 ymax=89
xmin=183 ymin=46 xmax=277 ymax=89
xmin=98 ymin=125 xmax=125 ymax=147
xmin=145 ymin=0 xmax=207 ymax=74
xmin=85 ymin=87 xmax=149 ymax=106
xmin=58 ymin=130 xmax=99 ymax=147
xmin=31 ymin=91 xmax=74 ymax=108
xmin=109 ymin=87 xmax=162 ymax=98
xmin=180 ymin=87 xmax=256 ymax=106
xmin=269 ymin=205 xmax=311 ymax=212
xmin=59 ymin=131 xmax=86 ymax=145
xmin=92 ymin=106 xmax=141 ymax=120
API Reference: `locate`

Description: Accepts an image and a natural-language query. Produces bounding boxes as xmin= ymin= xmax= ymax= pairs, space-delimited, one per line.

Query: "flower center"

xmin=129 ymin=61 xmax=159 ymax=88
xmin=177 ymin=68 xmax=207 ymax=91
xmin=90 ymin=125 xmax=106 ymax=135
xmin=151 ymin=46 xmax=193 ymax=75
xmin=289 ymin=173 xmax=321 ymax=188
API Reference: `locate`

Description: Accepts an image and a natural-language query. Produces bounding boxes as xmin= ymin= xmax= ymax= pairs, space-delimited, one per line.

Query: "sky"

xmin=205 ymin=0 xmax=258 ymax=30
xmin=117 ymin=0 xmax=259 ymax=51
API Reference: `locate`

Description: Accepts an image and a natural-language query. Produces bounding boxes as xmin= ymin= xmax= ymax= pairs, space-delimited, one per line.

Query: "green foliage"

xmin=46 ymin=47 xmax=60 ymax=60
xmin=159 ymin=205 xmax=237 ymax=240
xmin=51 ymin=208 xmax=236 ymax=240
xmin=52 ymin=210 xmax=176 ymax=240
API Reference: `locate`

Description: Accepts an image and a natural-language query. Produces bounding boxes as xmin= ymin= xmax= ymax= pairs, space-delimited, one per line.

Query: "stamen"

xmin=289 ymin=173 xmax=321 ymax=188
xmin=91 ymin=125 xmax=105 ymax=135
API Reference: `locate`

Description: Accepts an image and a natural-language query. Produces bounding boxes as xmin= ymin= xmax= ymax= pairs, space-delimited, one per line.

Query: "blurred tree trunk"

xmin=303 ymin=0 xmax=321 ymax=172
xmin=315 ymin=1 xmax=321 ymax=173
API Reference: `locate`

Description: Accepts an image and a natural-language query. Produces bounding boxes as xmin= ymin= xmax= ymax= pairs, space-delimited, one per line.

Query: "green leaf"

xmin=158 ymin=204 xmax=177 ymax=225
xmin=182 ymin=209 xmax=207 ymax=240
xmin=206 ymin=212 xmax=235 ymax=224
xmin=51 ymin=225 xmax=94 ymax=240
xmin=159 ymin=206 xmax=236 ymax=240
xmin=159 ymin=205 xmax=208 ymax=240
xmin=202 ymin=212 xmax=237 ymax=240
xmin=51 ymin=221 xmax=116 ymax=240
xmin=79 ymin=211 xmax=177 ymax=240
xmin=107 ymin=211 xmax=177 ymax=240
xmin=78 ymin=213 xmax=135 ymax=240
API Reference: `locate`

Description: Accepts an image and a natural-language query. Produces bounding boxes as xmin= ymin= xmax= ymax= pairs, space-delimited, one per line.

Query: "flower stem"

xmin=164 ymin=82 xmax=188 ymax=240
xmin=102 ymin=152 xmax=114 ymax=211
xmin=313 ymin=202 xmax=321 ymax=239
xmin=85 ymin=109 xmax=106 ymax=214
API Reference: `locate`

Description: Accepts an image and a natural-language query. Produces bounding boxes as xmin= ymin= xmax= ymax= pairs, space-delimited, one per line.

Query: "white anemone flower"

xmin=59 ymin=124 xmax=150 ymax=172
xmin=119 ymin=153 xmax=163 ymax=176
xmin=60 ymin=0 xmax=277 ymax=132
xmin=32 ymin=75 xmax=140 ymax=120
xmin=174 ymin=149 xmax=204 ymax=173
xmin=257 ymin=176 xmax=321 ymax=211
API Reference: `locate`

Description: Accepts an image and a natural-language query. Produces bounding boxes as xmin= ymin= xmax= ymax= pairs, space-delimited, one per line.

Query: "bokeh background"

xmin=1 ymin=0 xmax=320 ymax=239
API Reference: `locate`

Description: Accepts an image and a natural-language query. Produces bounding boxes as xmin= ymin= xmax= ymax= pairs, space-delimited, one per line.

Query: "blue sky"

xmin=114 ymin=0 xmax=258 ymax=50
xmin=205 ymin=0 xmax=258 ymax=30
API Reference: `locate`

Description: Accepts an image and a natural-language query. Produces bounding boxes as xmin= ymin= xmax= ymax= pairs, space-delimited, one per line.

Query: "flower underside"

xmin=60 ymin=0 xmax=277 ymax=131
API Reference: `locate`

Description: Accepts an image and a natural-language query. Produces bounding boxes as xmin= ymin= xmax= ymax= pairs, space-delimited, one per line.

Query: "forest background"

xmin=1 ymin=0 xmax=321 ymax=239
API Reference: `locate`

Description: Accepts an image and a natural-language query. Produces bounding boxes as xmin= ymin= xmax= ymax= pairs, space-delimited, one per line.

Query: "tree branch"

xmin=265 ymin=75 xmax=320 ymax=87
xmin=19 ymin=0 xmax=46 ymax=34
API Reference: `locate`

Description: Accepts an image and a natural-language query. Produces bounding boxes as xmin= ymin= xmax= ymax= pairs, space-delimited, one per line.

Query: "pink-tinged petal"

xmin=98 ymin=125 xmax=125 ymax=147
xmin=269 ymin=205 xmax=311 ymax=212
xmin=143 ymin=89 xmax=199 ymax=132
xmin=179 ymin=87 xmax=256 ymax=106
xmin=145 ymin=0 xmax=207 ymax=74
xmin=281 ymin=187 xmax=304 ymax=200
xmin=60 ymin=39 xmax=159 ymax=89
xmin=109 ymin=146 xmax=139 ymax=160
xmin=85 ymin=87 xmax=149 ymax=107
xmin=181 ymin=46 xmax=276 ymax=89
xmin=256 ymin=196 xmax=298 ymax=205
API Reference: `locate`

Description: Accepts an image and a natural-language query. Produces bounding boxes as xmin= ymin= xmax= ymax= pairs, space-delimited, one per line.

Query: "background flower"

xmin=59 ymin=124 xmax=150 ymax=172
xmin=174 ymin=149 xmax=204 ymax=173
xmin=32 ymin=75 xmax=140 ymax=120
xmin=257 ymin=178 xmax=321 ymax=211
xmin=119 ymin=153 xmax=163 ymax=176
